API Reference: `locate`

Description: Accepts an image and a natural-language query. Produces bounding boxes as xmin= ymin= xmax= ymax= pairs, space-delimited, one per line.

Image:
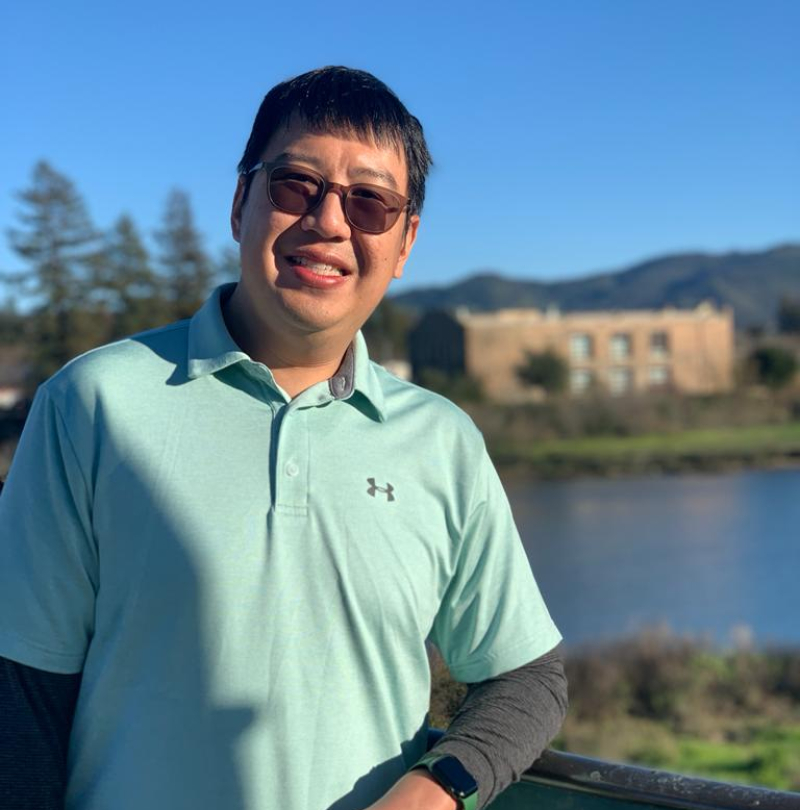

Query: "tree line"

xmin=2 ymin=161 xmax=239 ymax=387
xmin=11 ymin=159 xmax=794 ymax=398
xmin=1 ymin=161 xmax=412 ymax=392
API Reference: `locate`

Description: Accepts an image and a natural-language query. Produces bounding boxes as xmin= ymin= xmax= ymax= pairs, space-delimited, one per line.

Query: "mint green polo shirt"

xmin=0 ymin=285 xmax=561 ymax=810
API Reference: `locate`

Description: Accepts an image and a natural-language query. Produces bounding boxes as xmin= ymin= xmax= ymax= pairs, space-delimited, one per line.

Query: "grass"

xmin=674 ymin=728 xmax=800 ymax=789
xmin=488 ymin=422 xmax=800 ymax=476
xmin=552 ymin=721 xmax=800 ymax=791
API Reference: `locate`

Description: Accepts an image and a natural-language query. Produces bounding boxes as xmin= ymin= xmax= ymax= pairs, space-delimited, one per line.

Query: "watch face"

xmin=431 ymin=756 xmax=478 ymax=798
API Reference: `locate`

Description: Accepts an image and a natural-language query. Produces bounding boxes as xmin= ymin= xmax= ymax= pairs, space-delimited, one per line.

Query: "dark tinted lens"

xmin=345 ymin=186 xmax=403 ymax=233
xmin=269 ymin=167 xmax=323 ymax=214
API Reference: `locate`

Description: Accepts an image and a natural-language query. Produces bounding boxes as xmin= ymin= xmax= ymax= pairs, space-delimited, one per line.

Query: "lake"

xmin=506 ymin=467 xmax=800 ymax=648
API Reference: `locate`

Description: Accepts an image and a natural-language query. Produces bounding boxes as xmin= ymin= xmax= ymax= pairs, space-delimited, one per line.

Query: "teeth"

xmin=293 ymin=256 xmax=344 ymax=276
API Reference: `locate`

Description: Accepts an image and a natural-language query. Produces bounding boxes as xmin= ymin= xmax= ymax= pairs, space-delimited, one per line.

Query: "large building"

xmin=409 ymin=303 xmax=734 ymax=401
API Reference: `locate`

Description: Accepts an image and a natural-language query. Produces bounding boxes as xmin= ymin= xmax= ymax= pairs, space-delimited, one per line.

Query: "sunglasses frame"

xmin=243 ymin=161 xmax=410 ymax=234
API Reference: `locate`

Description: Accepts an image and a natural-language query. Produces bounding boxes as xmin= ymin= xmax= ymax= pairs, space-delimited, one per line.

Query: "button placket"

xmin=272 ymin=405 xmax=309 ymax=514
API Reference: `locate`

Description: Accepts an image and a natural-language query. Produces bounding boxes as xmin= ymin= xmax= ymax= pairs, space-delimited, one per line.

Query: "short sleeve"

xmin=429 ymin=447 xmax=561 ymax=683
xmin=0 ymin=386 xmax=97 ymax=674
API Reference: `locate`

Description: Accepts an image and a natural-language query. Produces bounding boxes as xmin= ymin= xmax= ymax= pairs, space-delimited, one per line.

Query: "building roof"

xmin=453 ymin=302 xmax=733 ymax=328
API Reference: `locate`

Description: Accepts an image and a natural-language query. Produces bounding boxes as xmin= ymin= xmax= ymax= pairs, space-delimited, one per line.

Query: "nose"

xmin=301 ymin=187 xmax=351 ymax=239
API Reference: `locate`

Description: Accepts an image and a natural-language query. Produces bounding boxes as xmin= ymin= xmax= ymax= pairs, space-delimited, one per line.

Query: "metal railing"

xmin=520 ymin=748 xmax=799 ymax=810
xmin=428 ymin=731 xmax=800 ymax=809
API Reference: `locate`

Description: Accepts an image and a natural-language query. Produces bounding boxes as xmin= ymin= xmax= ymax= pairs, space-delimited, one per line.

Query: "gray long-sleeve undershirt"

xmin=429 ymin=646 xmax=568 ymax=809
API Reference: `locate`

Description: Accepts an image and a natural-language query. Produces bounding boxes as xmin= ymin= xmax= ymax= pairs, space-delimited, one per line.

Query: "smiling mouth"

xmin=288 ymin=255 xmax=347 ymax=277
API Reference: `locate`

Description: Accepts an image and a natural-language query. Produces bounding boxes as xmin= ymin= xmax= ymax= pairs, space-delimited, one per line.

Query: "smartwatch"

xmin=412 ymin=753 xmax=479 ymax=810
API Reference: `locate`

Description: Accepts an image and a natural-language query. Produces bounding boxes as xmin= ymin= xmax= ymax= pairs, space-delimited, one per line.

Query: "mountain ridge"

xmin=392 ymin=244 xmax=800 ymax=329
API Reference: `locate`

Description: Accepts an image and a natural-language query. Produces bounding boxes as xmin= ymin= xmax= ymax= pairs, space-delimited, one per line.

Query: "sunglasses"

xmin=244 ymin=162 xmax=410 ymax=234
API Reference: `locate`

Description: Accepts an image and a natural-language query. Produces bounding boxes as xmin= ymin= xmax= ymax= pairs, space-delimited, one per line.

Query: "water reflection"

xmin=505 ymin=468 xmax=800 ymax=647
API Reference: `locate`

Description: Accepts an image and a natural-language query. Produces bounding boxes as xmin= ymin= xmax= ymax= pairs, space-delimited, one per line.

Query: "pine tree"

xmin=7 ymin=161 xmax=104 ymax=383
xmin=215 ymin=245 xmax=240 ymax=285
xmin=155 ymin=189 xmax=213 ymax=321
xmin=0 ymin=299 xmax=25 ymax=347
xmin=99 ymin=214 xmax=167 ymax=340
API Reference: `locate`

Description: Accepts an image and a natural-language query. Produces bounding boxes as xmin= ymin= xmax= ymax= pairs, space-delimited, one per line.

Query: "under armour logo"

xmin=367 ymin=478 xmax=395 ymax=502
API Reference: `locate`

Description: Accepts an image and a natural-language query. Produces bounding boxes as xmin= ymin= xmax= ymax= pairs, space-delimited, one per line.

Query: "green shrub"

xmin=749 ymin=345 xmax=798 ymax=389
xmin=516 ymin=350 xmax=568 ymax=394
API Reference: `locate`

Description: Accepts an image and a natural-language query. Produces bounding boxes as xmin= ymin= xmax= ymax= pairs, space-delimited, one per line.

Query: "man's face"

xmin=230 ymin=119 xmax=419 ymax=345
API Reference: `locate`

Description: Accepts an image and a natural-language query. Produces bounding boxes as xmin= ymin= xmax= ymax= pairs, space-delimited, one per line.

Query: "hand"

xmin=365 ymin=770 xmax=458 ymax=810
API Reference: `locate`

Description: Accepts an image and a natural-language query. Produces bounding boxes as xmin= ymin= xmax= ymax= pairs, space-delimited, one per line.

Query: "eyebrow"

xmin=272 ymin=151 xmax=401 ymax=191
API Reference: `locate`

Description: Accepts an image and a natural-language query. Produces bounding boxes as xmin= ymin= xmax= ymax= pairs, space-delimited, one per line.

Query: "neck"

xmin=222 ymin=285 xmax=353 ymax=399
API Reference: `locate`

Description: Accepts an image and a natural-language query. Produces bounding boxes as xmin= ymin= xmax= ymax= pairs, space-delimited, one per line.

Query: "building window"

xmin=570 ymin=333 xmax=594 ymax=361
xmin=610 ymin=333 xmax=632 ymax=361
xmin=570 ymin=368 xmax=594 ymax=395
xmin=608 ymin=367 xmax=633 ymax=395
xmin=648 ymin=366 xmax=670 ymax=389
xmin=650 ymin=331 xmax=669 ymax=359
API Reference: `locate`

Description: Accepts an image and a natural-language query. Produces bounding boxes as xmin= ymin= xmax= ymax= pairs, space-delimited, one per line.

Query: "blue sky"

xmin=1 ymin=0 xmax=797 ymax=301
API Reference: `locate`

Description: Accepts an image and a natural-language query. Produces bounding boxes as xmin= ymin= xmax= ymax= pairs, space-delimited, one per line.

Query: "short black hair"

xmin=237 ymin=66 xmax=432 ymax=216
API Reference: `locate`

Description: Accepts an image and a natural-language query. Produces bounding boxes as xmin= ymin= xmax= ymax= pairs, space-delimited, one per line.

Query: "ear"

xmin=230 ymin=176 xmax=247 ymax=243
xmin=392 ymin=214 xmax=420 ymax=280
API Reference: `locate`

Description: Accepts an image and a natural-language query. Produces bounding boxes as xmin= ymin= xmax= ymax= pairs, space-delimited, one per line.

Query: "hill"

xmin=393 ymin=244 xmax=800 ymax=330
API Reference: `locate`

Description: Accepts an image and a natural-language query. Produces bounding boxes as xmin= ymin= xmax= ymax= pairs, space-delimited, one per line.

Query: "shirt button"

xmin=285 ymin=461 xmax=299 ymax=477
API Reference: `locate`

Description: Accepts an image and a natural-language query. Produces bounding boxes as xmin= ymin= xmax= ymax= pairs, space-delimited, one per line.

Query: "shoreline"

xmin=495 ymin=450 xmax=800 ymax=481
xmin=488 ymin=422 xmax=800 ymax=480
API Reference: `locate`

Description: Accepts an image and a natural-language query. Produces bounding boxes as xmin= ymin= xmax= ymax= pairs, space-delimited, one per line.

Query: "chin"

xmin=279 ymin=304 xmax=348 ymax=336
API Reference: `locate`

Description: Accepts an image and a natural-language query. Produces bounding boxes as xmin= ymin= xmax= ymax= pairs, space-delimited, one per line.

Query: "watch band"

xmin=413 ymin=753 xmax=479 ymax=810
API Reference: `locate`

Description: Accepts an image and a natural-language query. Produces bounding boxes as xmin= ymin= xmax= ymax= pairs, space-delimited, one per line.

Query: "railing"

xmin=499 ymin=748 xmax=799 ymax=809
xmin=428 ymin=732 xmax=800 ymax=809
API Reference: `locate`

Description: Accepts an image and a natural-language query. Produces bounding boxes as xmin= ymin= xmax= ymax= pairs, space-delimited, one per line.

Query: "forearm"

xmin=366 ymin=769 xmax=457 ymax=810
xmin=428 ymin=647 xmax=568 ymax=809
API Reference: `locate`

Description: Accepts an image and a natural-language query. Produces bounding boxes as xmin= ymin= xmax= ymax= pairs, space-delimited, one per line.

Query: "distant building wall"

xmin=410 ymin=304 xmax=734 ymax=401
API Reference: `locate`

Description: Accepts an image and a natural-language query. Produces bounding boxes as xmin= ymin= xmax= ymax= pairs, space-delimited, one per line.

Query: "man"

xmin=0 ymin=67 xmax=566 ymax=810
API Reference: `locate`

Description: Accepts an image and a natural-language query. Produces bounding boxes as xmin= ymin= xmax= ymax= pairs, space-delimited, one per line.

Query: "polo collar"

xmin=186 ymin=284 xmax=387 ymax=420
xmin=187 ymin=284 xmax=250 ymax=380
xmin=349 ymin=331 xmax=387 ymax=422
